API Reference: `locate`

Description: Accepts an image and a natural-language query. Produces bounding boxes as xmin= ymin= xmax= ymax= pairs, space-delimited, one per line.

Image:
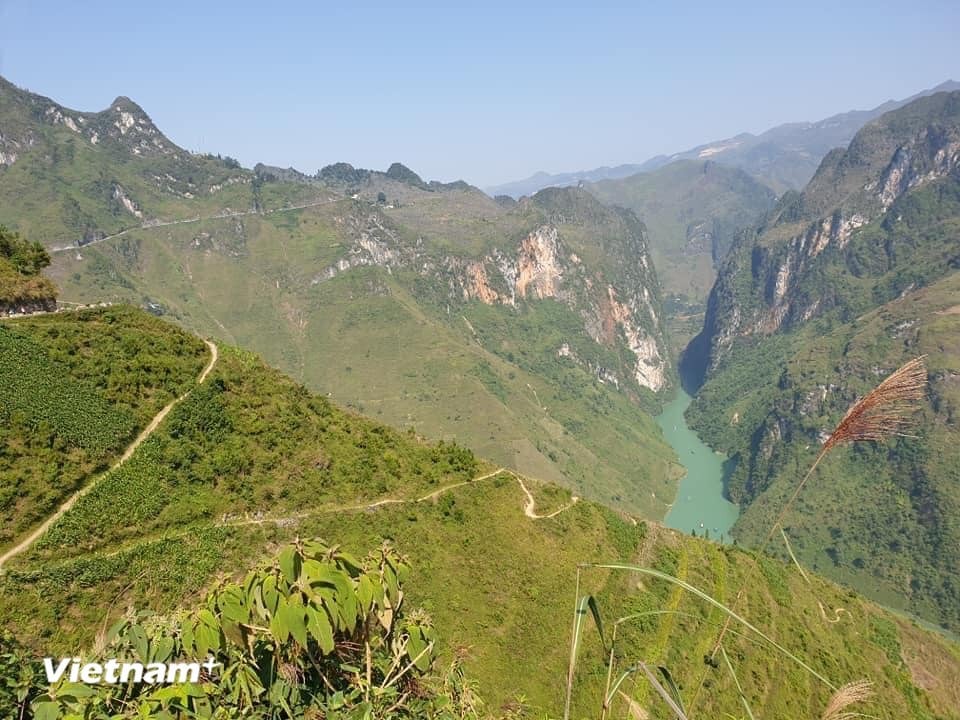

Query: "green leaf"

xmin=358 ymin=574 xmax=375 ymax=614
xmin=406 ymin=626 xmax=431 ymax=671
xmin=129 ymin=624 xmax=149 ymax=661
xmin=196 ymin=609 xmax=222 ymax=657
xmin=219 ymin=585 xmax=249 ymax=624
xmin=56 ymin=682 xmax=97 ymax=699
xmin=587 ymin=595 xmax=606 ymax=650
xmin=260 ymin=574 xmax=280 ymax=615
xmin=307 ymin=607 xmax=335 ymax=654
xmin=284 ymin=594 xmax=309 ymax=647
xmin=180 ymin=617 xmax=196 ymax=656
xmin=151 ymin=635 xmax=175 ymax=664
xmin=221 ymin=617 xmax=246 ymax=648
xmin=278 ymin=547 xmax=300 ymax=585
xmin=338 ymin=585 xmax=359 ymax=632
xmin=32 ymin=701 xmax=60 ymax=720
xmin=336 ymin=550 xmax=364 ymax=574
xmin=270 ymin=595 xmax=290 ymax=643
xmin=383 ymin=563 xmax=399 ymax=606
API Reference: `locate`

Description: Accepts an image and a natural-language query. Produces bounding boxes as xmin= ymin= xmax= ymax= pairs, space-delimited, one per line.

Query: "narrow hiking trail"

xmin=220 ymin=467 xmax=577 ymax=529
xmin=0 ymin=340 xmax=219 ymax=570
xmin=515 ymin=475 xmax=579 ymax=519
xmin=16 ymin=467 xmax=581 ymax=572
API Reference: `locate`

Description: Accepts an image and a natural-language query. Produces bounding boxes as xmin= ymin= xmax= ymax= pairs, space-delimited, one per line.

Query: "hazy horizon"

xmin=1 ymin=1 xmax=958 ymax=187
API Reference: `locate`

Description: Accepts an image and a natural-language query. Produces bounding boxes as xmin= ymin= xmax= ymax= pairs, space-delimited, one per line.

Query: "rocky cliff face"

xmin=312 ymin=189 xmax=670 ymax=392
xmin=696 ymin=91 xmax=960 ymax=371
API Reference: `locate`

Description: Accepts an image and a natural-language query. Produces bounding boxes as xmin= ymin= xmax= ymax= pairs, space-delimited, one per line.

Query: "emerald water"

xmin=656 ymin=385 xmax=739 ymax=541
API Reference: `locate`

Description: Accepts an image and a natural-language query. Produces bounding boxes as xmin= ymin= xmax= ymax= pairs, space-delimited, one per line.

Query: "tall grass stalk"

xmin=719 ymin=644 xmax=756 ymax=720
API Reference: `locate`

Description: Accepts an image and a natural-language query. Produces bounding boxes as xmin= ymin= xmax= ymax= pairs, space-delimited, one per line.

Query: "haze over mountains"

xmin=486 ymin=80 xmax=960 ymax=198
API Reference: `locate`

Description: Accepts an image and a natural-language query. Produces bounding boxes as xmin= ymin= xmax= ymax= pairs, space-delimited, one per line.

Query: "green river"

xmin=656 ymin=385 xmax=739 ymax=541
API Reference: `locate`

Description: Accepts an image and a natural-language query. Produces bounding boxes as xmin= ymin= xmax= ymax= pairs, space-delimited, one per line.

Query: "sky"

xmin=1 ymin=1 xmax=958 ymax=187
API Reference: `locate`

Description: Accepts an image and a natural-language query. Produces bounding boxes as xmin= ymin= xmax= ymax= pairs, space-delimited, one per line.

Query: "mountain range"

xmin=486 ymin=80 xmax=960 ymax=198
xmin=0 ymin=75 xmax=684 ymax=518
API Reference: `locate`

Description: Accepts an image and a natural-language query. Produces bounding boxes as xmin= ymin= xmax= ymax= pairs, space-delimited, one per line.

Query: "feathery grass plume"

xmin=821 ymin=679 xmax=874 ymax=720
xmin=823 ymin=356 xmax=928 ymax=449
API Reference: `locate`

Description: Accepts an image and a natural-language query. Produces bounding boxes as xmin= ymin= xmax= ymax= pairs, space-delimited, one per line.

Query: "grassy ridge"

xmin=1 ymin=309 xmax=958 ymax=718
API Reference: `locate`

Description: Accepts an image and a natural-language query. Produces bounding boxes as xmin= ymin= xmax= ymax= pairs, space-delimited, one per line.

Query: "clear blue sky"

xmin=1 ymin=1 xmax=958 ymax=187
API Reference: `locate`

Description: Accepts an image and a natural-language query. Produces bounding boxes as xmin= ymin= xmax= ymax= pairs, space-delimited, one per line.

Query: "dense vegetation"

xmin=21 ymin=541 xmax=469 ymax=719
xmin=1 ymin=308 xmax=958 ymax=719
xmin=0 ymin=307 xmax=207 ymax=548
xmin=0 ymin=225 xmax=56 ymax=307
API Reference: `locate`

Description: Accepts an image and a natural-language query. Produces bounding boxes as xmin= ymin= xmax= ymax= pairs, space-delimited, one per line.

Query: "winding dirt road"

xmin=49 ymin=197 xmax=342 ymax=254
xmin=0 ymin=340 xmax=219 ymax=570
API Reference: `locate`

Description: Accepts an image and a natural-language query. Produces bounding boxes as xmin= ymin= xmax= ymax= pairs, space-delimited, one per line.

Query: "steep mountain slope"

xmin=2 ymin=307 xmax=958 ymax=719
xmin=45 ymin=185 xmax=678 ymax=516
xmin=0 ymin=307 xmax=208 ymax=549
xmin=0 ymin=76 xmax=680 ymax=517
xmin=587 ymin=160 xmax=777 ymax=348
xmin=486 ymin=80 xmax=960 ymax=198
xmin=686 ymin=91 xmax=960 ymax=629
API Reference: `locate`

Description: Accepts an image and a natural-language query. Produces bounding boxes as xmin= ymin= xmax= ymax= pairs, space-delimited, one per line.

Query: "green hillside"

xmin=1 ymin=307 xmax=958 ymax=719
xmin=587 ymin=160 xmax=776 ymax=349
xmin=0 ymin=76 xmax=687 ymax=520
xmin=690 ymin=271 xmax=960 ymax=630
xmin=0 ymin=76 xmax=261 ymax=246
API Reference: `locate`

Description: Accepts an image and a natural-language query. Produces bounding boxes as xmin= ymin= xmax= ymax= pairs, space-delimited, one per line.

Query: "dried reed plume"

xmin=760 ymin=355 xmax=928 ymax=549
xmin=820 ymin=679 xmax=874 ymax=720
xmin=822 ymin=356 xmax=928 ymax=449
